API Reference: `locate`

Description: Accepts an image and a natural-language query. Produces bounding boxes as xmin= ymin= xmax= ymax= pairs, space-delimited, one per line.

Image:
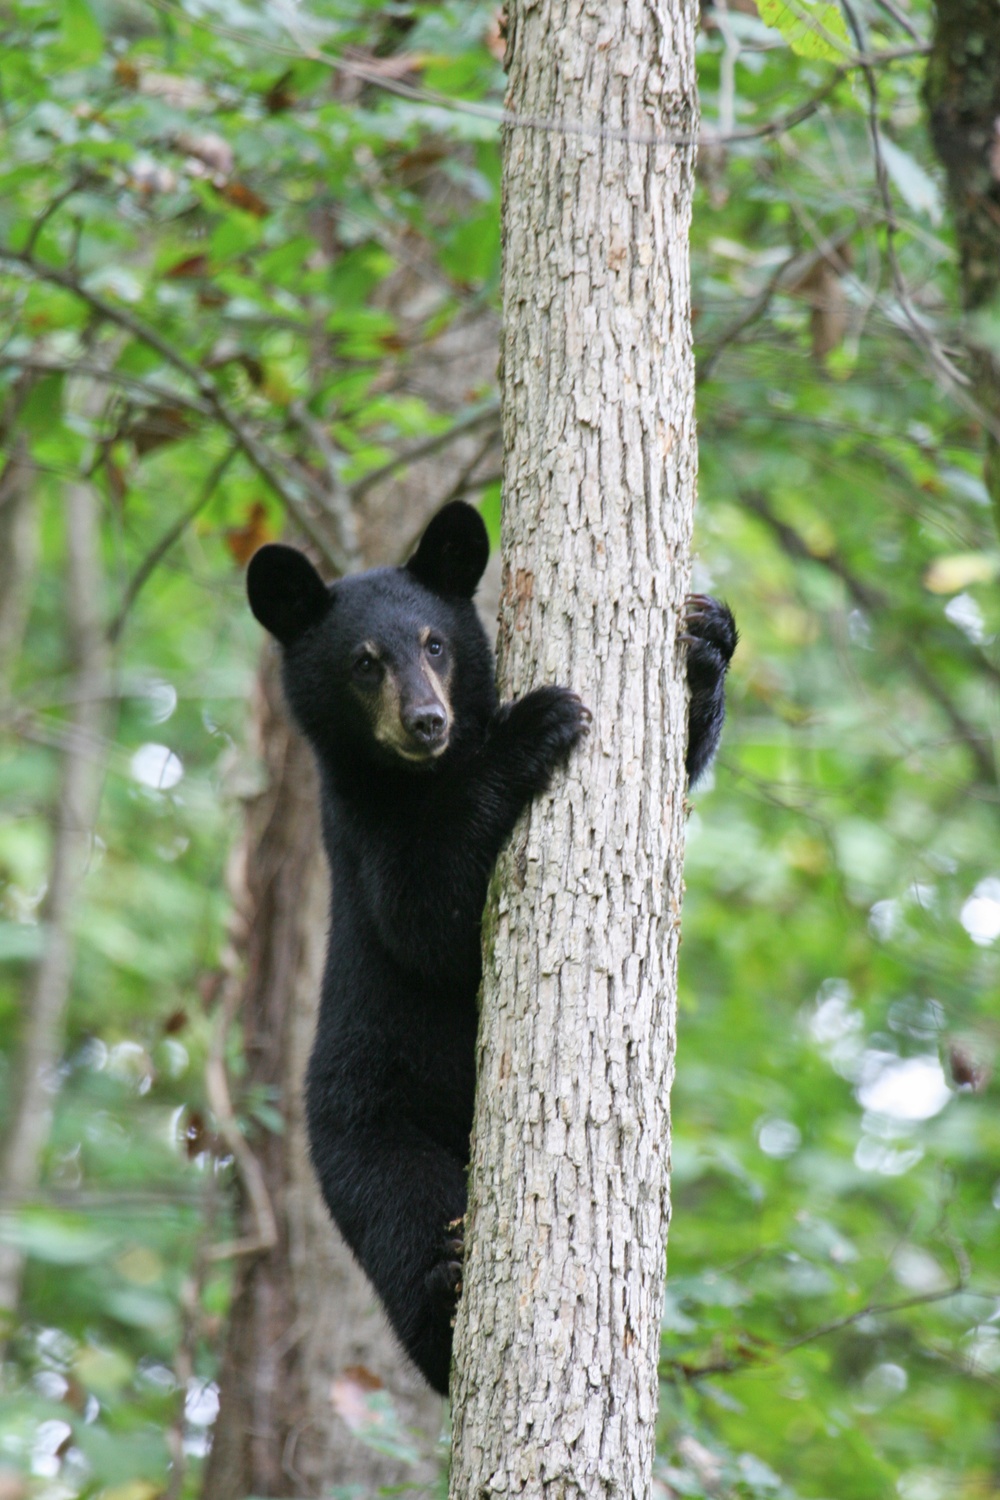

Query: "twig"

xmin=697 ymin=253 xmax=801 ymax=385
xmin=0 ymin=247 xmax=350 ymax=572
xmin=203 ymin=979 xmax=278 ymax=1262
xmin=839 ymin=0 xmax=978 ymax=403
xmin=0 ymin=353 xmax=214 ymax=420
xmin=24 ymin=175 xmax=90 ymax=258
xmin=673 ymin=1279 xmax=971 ymax=1381
xmin=142 ymin=0 xmax=927 ymax=152
xmin=348 ymin=398 xmax=501 ymax=502
xmin=286 ymin=400 xmax=360 ymax=568
xmin=742 ymin=492 xmax=999 ymax=788
xmin=107 ymin=443 xmax=239 ymax=643
xmin=872 ymin=0 xmax=923 ymax=44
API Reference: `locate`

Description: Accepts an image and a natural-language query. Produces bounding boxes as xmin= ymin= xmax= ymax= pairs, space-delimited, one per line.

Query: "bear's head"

xmin=246 ymin=501 xmax=495 ymax=774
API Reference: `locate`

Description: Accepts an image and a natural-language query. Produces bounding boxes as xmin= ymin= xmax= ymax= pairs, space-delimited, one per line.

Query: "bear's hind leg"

xmin=310 ymin=1127 xmax=467 ymax=1395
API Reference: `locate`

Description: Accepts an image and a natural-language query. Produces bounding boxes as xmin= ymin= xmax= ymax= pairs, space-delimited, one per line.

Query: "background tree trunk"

xmin=0 ymin=474 xmax=108 ymax=1341
xmin=203 ymin=302 xmax=501 ymax=1495
xmin=924 ymin=0 xmax=1000 ymax=536
xmin=449 ymin=0 xmax=700 ymax=1494
xmin=201 ymin=652 xmax=444 ymax=1499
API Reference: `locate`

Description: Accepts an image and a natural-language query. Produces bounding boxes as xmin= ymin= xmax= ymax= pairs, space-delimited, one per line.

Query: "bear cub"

xmin=247 ymin=501 xmax=736 ymax=1395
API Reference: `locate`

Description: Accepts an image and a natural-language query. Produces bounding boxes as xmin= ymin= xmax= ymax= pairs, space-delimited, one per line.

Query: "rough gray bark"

xmin=449 ymin=0 xmax=700 ymax=1494
xmin=0 ymin=478 xmax=109 ymax=1332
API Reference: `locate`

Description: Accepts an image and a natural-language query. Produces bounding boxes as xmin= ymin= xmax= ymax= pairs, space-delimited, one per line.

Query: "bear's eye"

xmin=426 ymin=637 xmax=444 ymax=657
xmin=353 ymin=652 xmax=380 ymax=679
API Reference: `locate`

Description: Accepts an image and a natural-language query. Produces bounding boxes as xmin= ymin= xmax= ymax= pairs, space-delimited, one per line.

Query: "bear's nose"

xmin=403 ymin=704 xmax=447 ymax=746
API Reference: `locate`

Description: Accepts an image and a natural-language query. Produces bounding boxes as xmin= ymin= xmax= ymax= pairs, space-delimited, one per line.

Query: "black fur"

xmin=246 ymin=502 xmax=734 ymax=1395
xmin=684 ymin=593 xmax=738 ymax=785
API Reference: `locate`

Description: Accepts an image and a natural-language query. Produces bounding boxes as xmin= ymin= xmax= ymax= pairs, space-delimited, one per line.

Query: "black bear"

xmin=246 ymin=501 xmax=736 ymax=1395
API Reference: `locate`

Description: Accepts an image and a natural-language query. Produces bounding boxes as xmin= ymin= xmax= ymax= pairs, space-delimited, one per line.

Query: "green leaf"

xmin=0 ymin=1212 xmax=114 ymax=1266
xmin=755 ymin=0 xmax=850 ymax=60
xmin=60 ymin=0 xmax=104 ymax=64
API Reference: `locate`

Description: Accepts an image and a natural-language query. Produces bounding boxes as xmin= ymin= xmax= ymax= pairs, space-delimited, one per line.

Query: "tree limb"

xmin=108 ymin=443 xmax=240 ymax=643
xmin=742 ymin=491 xmax=998 ymax=788
xmin=0 ymin=248 xmax=352 ymax=572
xmin=348 ymin=398 xmax=500 ymax=502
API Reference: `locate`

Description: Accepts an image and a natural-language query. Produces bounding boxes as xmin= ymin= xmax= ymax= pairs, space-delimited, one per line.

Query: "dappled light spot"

xmin=856 ymin=1054 xmax=951 ymax=1122
xmin=130 ymin=742 xmax=183 ymax=790
xmin=960 ymin=878 xmax=1000 ymax=946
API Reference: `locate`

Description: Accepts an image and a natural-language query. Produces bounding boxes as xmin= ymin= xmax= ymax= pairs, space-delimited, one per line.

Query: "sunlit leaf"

xmin=754 ymin=0 xmax=851 ymax=60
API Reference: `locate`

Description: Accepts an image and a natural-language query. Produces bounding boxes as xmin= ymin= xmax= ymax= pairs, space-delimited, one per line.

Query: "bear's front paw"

xmin=683 ymin=595 xmax=738 ymax=679
xmin=504 ymin=685 xmax=592 ymax=762
xmin=425 ymin=1216 xmax=464 ymax=1324
xmin=682 ymin=595 xmax=738 ymax=785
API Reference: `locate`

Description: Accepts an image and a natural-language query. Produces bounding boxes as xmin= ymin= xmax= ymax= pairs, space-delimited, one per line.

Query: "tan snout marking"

xmin=367 ymin=632 xmax=453 ymax=761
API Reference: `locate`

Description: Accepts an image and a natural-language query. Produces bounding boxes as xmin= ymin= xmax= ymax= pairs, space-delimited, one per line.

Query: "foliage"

xmin=0 ymin=0 xmax=997 ymax=1498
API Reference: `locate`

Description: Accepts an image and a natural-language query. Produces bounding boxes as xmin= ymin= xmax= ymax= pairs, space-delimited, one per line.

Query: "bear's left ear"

xmin=247 ymin=544 xmax=331 ymax=645
xmin=407 ymin=501 xmax=489 ymax=598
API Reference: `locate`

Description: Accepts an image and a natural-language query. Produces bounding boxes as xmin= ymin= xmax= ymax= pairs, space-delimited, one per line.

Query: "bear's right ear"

xmin=407 ymin=501 xmax=489 ymax=598
xmin=247 ymin=544 xmax=331 ymax=645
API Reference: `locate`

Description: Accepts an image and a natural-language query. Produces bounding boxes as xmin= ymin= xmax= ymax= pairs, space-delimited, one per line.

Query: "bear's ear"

xmin=406 ymin=501 xmax=489 ymax=598
xmin=247 ymin=544 xmax=331 ymax=645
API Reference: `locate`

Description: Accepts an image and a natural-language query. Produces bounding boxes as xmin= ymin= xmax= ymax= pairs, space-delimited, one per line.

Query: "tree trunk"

xmin=449 ymin=1 xmax=700 ymax=1494
xmin=0 ymin=477 xmax=108 ymax=1337
xmin=201 ymin=653 xmax=443 ymax=1499
xmin=0 ymin=433 xmax=38 ymax=700
xmin=924 ymin=0 xmax=1000 ymax=534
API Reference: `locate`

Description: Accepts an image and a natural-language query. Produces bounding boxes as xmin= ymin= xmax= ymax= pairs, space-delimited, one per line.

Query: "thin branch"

xmin=286 ymin=399 xmax=360 ymax=568
xmin=348 ymin=398 xmax=501 ymax=502
xmin=838 ymin=0 xmax=1000 ymax=438
xmin=703 ymin=71 xmax=843 ymax=146
xmin=107 ymin=443 xmax=240 ymax=643
xmin=142 ymin=0 xmax=926 ymax=152
xmin=203 ymin=978 xmax=278 ymax=1263
xmin=697 ymin=252 xmax=802 ymax=385
xmin=0 ymin=248 xmax=350 ymax=572
xmin=0 ymin=353 xmax=214 ymax=420
xmin=872 ymin=0 xmax=923 ymax=44
xmin=782 ymin=1282 xmax=966 ymax=1356
xmin=673 ymin=1280 xmax=969 ymax=1381
xmin=23 ymin=175 xmax=90 ymax=258
xmin=741 ymin=492 xmax=999 ymax=788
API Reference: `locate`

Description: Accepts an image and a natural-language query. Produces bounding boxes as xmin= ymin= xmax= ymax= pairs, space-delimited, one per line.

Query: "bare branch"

xmin=286 ymin=400 xmax=360 ymax=569
xmin=0 ymin=248 xmax=351 ymax=572
xmin=0 ymin=353 xmax=215 ymax=420
xmin=348 ymin=398 xmax=501 ymax=502
xmin=108 ymin=444 xmax=240 ymax=643
xmin=144 ymin=0 xmax=927 ymax=151
xmin=872 ymin=0 xmax=923 ymax=43
xmin=742 ymin=491 xmax=999 ymax=788
xmin=696 ymin=244 xmax=855 ymax=385
xmin=203 ymin=977 xmax=278 ymax=1262
xmin=672 ymin=1279 xmax=970 ymax=1381
xmin=23 ymin=174 xmax=91 ymax=259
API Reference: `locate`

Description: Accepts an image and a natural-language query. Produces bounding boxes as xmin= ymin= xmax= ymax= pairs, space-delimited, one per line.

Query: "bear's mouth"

xmin=374 ymin=727 xmax=450 ymax=764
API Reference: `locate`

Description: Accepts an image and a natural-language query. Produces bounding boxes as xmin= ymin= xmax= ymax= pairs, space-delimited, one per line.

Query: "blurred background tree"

xmin=0 ymin=2 xmax=997 ymax=1498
